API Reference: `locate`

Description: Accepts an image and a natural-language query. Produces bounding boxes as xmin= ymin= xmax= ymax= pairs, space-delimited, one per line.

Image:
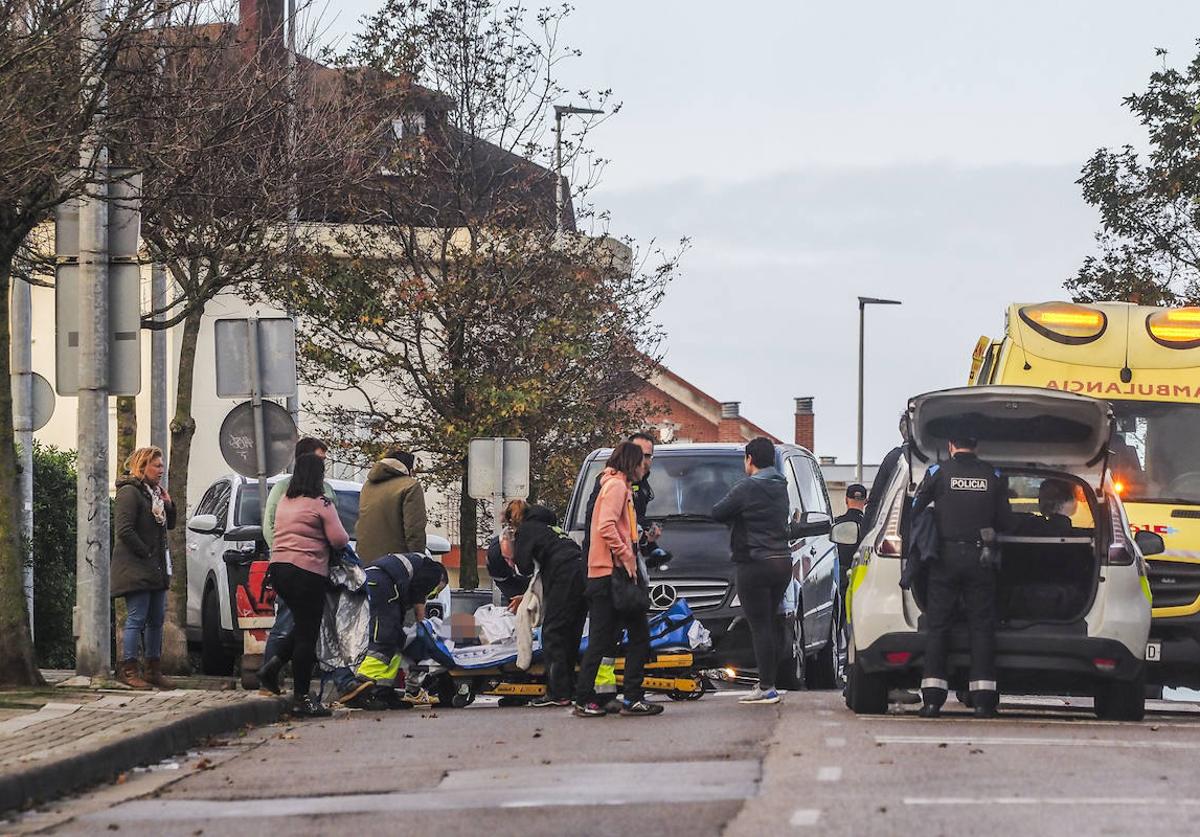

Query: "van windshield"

xmin=569 ymin=454 xmax=745 ymax=530
xmin=1110 ymin=401 xmax=1200 ymax=504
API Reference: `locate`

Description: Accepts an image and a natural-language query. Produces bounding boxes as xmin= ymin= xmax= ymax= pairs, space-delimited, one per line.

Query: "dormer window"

xmin=391 ymin=112 xmax=426 ymax=140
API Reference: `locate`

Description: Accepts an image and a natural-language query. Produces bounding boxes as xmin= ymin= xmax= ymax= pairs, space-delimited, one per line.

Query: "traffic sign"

xmin=214 ymin=317 xmax=297 ymax=400
xmin=218 ymin=400 xmax=298 ymax=479
xmin=468 ymin=437 xmax=531 ymax=500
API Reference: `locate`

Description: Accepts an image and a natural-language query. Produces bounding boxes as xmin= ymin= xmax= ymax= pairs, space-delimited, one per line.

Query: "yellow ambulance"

xmin=970 ymin=301 xmax=1200 ymax=687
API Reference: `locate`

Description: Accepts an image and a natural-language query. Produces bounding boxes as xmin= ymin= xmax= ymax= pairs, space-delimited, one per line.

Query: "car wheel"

xmin=846 ymin=660 xmax=889 ymax=715
xmin=806 ymin=610 xmax=841 ymax=690
xmin=200 ymin=585 xmax=236 ymax=676
xmin=1094 ymin=671 xmax=1147 ymax=722
xmin=775 ymin=613 xmax=806 ymax=691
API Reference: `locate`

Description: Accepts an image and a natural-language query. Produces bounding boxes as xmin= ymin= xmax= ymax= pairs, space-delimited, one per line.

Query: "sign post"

xmin=215 ymin=317 xmax=299 ymax=516
xmin=468 ymin=438 xmax=531 ymax=601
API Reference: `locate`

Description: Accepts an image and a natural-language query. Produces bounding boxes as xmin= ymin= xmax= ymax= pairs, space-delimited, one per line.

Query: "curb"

xmin=0 ymin=695 xmax=287 ymax=815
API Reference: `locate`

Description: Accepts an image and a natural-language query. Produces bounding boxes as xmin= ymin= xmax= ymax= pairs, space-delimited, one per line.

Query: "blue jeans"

xmin=123 ymin=589 xmax=166 ymax=661
xmin=264 ymin=596 xmax=295 ymax=661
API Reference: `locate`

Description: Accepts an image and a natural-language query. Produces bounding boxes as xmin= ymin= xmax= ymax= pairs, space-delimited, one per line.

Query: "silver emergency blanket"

xmin=316 ymin=559 xmax=370 ymax=674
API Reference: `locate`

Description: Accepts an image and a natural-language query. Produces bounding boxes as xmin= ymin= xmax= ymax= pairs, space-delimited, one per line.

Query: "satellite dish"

xmin=218 ymin=401 xmax=298 ymax=478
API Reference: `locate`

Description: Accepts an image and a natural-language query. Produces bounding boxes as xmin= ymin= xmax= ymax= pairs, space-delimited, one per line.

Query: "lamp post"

xmin=553 ymin=104 xmax=603 ymax=231
xmin=857 ymin=296 xmax=902 ymax=482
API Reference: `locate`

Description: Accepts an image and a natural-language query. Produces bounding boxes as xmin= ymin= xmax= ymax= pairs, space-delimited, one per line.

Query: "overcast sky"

xmin=319 ymin=1 xmax=1200 ymax=466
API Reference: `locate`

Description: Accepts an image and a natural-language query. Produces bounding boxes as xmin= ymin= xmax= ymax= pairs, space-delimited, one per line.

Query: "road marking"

xmin=869 ymin=713 xmax=1200 ymax=730
xmin=816 ymin=708 xmax=834 ymax=716
xmin=824 ymin=736 xmax=846 ymax=748
xmin=820 ymin=720 xmax=842 ymax=727
xmin=83 ymin=760 xmax=762 ymax=821
xmin=789 ymin=808 xmax=822 ymax=826
xmin=877 ymin=735 xmax=1200 ymax=750
xmin=905 ymin=797 xmax=1200 ymax=807
xmin=817 ymin=766 xmax=842 ymax=782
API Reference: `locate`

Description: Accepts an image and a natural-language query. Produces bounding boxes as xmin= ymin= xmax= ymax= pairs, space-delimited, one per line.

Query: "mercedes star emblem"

xmin=649 ymin=583 xmax=678 ymax=610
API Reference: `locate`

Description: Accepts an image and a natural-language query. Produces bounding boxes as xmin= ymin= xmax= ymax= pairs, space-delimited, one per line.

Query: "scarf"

xmin=146 ymin=483 xmax=167 ymax=526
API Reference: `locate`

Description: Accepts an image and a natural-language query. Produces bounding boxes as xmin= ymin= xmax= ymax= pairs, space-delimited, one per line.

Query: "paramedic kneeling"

xmin=911 ymin=433 xmax=1010 ymax=719
xmin=342 ymin=553 xmax=449 ymax=708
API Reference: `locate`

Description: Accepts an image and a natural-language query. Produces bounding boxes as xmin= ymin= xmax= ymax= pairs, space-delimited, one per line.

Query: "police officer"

xmin=834 ymin=483 xmax=868 ymax=622
xmin=911 ymin=433 xmax=1010 ymax=718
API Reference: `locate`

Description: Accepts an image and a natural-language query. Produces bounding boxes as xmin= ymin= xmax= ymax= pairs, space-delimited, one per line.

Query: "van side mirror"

xmin=831 ymin=520 xmax=861 ymax=546
xmin=791 ymin=510 xmax=832 ymax=538
xmin=1134 ymin=530 xmax=1165 ymax=557
xmin=187 ymin=513 xmax=222 ymax=535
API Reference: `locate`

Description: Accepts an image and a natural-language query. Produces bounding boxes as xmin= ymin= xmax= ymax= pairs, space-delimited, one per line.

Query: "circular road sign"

xmin=218 ymin=401 xmax=298 ymax=478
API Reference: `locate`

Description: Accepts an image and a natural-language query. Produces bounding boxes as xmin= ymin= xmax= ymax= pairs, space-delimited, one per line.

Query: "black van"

xmin=564 ymin=442 xmax=842 ymax=689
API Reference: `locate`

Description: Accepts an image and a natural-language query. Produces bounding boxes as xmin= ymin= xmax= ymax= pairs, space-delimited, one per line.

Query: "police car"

xmin=842 ymin=387 xmax=1154 ymax=720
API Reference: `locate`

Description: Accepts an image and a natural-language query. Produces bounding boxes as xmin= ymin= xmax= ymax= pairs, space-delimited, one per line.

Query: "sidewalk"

xmin=0 ymin=676 xmax=284 ymax=814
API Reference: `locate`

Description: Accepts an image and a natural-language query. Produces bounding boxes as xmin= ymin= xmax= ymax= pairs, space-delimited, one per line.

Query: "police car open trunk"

xmin=908 ymin=387 xmax=1114 ymax=623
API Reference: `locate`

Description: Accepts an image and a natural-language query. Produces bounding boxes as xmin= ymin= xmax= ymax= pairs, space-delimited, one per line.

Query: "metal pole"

xmin=12 ymin=278 xmax=34 ymax=638
xmin=856 ymin=301 xmax=865 ymax=483
xmin=554 ymin=110 xmax=564 ymax=233
xmin=284 ymin=0 xmax=300 ymax=424
xmin=247 ymin=319 xmax=269 ymax=516
xmin=151 ymin=3 xmax=168 ymax=467
xmin=75 ymin=0 xmax=111 ymax=677
xmin=491 ymin=438 xmax=505 ymax=602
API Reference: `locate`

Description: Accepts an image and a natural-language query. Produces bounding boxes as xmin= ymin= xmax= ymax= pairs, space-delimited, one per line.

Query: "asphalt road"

xmin=11 ymin=689 xmax=1200 ymax=837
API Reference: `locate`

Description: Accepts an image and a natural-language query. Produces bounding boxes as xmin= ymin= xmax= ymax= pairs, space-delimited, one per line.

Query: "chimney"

xmin=794 ymin=397 xmax=815 ymax=452
xmin=718 ymin=401 xmax=743 ymax=443
xmin=239 ymin=0 xmax=285 ymax=61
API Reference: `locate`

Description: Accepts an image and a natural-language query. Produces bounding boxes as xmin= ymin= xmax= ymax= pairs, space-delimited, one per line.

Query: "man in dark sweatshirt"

xmin=711 ymin=437 xmax=796 ymax=706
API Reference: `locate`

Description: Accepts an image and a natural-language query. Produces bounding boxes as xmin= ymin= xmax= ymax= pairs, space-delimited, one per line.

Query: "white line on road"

xmin=877 ymin=735 xmax=1200 ymax=750
xmin=817 ymin=766 xmax=842 ymax=782
xmin=824 ymin=736 xmax=846 ymax=748
xmin=789 ymin=808 xmax=822 ymax=826
xmin=905 ymin=797 xmax=1200 ymax=807
xmin=820 ymin=720 xmax=842 ymax=727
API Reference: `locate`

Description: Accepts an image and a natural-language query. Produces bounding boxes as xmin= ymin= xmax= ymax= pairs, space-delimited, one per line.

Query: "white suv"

xmin=844 ymin=387 xmax=1156 ymax=720
xmin=185 ymin=473 xmax=450 ymax=675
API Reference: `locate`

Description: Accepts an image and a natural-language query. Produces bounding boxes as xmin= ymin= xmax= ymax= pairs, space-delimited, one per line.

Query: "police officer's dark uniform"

xmin=911 ymin=437 xmax=1010 ymax=717
xmin=833 ymin=484 xmax=867 ymax=626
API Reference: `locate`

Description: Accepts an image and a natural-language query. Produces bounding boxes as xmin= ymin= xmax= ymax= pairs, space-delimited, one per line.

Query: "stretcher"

xmin=413 ymin=600 xmax=714 ymax=708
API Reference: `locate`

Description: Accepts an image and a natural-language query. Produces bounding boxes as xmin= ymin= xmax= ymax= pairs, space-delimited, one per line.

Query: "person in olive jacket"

xmin=111 ymin=446 xmax=177 ymax=690
xmin=355 ymin=449 xmax=427 ymax=564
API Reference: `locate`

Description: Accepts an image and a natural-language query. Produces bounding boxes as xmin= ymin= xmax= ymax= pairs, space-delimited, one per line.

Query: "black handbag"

xmin=610 ymin=552 xmax=650 ymax=614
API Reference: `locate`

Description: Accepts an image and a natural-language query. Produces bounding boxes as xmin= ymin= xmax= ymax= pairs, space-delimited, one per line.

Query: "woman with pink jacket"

xmin=573 ymin=441 xmax=664 ymax=717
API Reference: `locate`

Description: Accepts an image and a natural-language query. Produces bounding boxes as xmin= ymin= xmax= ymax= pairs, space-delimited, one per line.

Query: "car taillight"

xmin=1093 ymin=658 xmax=1118 ymax=672
xmin=885 ymin=651 xmax=912 ymax=665
xmin=876 ymin=495 xmax=903 ymax=557
xmin=1107 ymin=495 xmax=1134 ymax=566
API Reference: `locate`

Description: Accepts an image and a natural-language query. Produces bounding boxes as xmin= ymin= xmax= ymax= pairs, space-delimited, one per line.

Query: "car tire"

xmin=1094 ymin=671 xmax=1147 ymax=722
xmin=806 ymin=610 xmax=841 ymax=691
xmin=846 ymin=660 xmax=889 ymax=715
xmin=200 ymin=585 xmax=236 ymax=676
xmin=775 ymin=613 xmax=806 ymax=691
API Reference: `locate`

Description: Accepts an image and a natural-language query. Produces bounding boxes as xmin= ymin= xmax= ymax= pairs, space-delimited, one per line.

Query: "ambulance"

xmin=970 ymin=301 xmax=1200 ymax=687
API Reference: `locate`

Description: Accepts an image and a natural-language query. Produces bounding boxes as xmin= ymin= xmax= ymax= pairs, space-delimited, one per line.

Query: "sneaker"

xmin=402 ymin=687 xmax=435 ymax=706
xmin=344 ymin=690 xmax=391 ymax=711
xmin=739 ymin=687 xmax=782 ymax=705
xmin=292 ymin=695 xmax=332 ymax=718
xmin=337 ymin=676 xmax=375 ymax=706
xmin=620 ymin=700 xmax=665 ymax=716
xmin=917 ymin=704 xmax=942 ymax=718
xmin=529 ymin=696 xmax=572 ymax=708
xmin=573 ymin=701 xmax=607 ymax=718
xmin=602 ymin=696 xmax=624 ymax=715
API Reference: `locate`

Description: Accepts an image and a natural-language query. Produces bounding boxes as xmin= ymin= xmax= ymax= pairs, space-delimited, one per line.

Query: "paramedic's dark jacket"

xmin=485 ymin=536 xmax=531 ymax=600
xmin=911 ymin=453 xmax=1011 ymax=542
xmin=513 ymin=504 xmax=583 ymax=579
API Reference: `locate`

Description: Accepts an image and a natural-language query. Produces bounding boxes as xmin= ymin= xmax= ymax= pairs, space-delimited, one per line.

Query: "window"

xmin=237 ymin=484 xmax=361 ymax=538
xmin=391 ymin=112 xmax=426 ymax=140
xmin=1110 ymin=401 xmax=1200 ymax=504
xmin=194 ymin=484 xmax=221 ymax=517
xmin=789 ymin=457 xmax=830 ymax=515
xmin=1005 ymin=474 xmax=1096 ymax=533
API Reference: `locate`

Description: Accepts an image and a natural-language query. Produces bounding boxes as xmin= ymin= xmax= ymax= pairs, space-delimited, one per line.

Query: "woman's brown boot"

xmin=116 ymin=659 xmax=152 ymax=690
xmin=145 ymin=658 xmax=176 ymax=690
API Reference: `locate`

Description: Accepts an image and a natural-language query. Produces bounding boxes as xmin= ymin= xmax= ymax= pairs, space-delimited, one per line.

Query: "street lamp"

xmin=554 ymin=104 xmax=603 ymax=231
xmin=857 ymin=296 xmax=902 ymax=482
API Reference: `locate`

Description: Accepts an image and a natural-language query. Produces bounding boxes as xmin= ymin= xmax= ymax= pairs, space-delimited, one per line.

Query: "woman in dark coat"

xmin=111 ymin=446 xmax=176 ymax=690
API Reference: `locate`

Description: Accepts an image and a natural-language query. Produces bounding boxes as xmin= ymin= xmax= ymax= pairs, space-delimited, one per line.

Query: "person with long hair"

xmin=501 ymin=499 xmax=587 ymax=707
xmin=259 ymin=454 xmax=350 ymax=717
xmin=573 ymin=442 xmax=663 ymax=717
xmin=112 ymin=447 xmax=176 ymax=690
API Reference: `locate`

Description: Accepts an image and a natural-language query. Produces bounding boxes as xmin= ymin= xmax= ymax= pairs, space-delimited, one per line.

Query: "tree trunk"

xmin=162 ymin=306 xmax=203 ymax=673
xmin=457 ymin=466 xmax=479 ymax=589
xmin=0 ymin=260 xmax=42 ymax=685
xmin=115 ymin=396 xmax=137 ymax=471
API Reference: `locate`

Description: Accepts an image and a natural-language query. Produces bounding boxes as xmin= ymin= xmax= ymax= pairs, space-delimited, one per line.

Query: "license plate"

xmin=1146 ymin=641 xmax=1162 ymax=662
